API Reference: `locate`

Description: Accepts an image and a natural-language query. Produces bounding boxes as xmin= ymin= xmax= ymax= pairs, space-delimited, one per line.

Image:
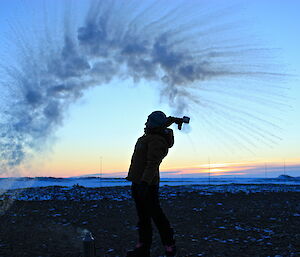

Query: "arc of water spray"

xmin=0 ymin=0 xmax=289 ymax=174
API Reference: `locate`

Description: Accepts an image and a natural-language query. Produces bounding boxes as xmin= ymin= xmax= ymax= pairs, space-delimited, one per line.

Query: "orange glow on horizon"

xmin=161 ymin=160 xmax=300 ymax=177
xmin=20 ymin=158 xmax=300 ymax=178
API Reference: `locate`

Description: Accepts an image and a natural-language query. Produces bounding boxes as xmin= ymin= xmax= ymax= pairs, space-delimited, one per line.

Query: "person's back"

xmin=126 ymin=128 xmax=174 ymax=185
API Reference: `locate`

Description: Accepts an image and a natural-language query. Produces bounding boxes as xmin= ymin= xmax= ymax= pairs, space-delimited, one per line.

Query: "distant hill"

xmin=277 ymin=174 xmax=300 ymax=181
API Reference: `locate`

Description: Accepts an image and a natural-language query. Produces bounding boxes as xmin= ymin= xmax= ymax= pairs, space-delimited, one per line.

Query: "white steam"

xmin=0 ymin=0 xmax=288 ymax=172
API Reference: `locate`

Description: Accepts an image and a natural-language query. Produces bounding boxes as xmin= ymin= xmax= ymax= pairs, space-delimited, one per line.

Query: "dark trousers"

xmin=131 ymin=183 xmax=175 ymax=249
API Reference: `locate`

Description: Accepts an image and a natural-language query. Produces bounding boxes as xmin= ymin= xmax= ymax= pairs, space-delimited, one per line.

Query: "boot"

xmin=163 ymin=228 xmax=176 ymax=256
xmin=126 ymin=243 xmax=151 ymax=257
xmin=164 ymin=244 xmax=177 ymax=257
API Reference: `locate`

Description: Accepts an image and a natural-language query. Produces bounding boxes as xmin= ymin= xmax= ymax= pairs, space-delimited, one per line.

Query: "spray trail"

xmin=0 ymin=0 xmax=288 ymax=172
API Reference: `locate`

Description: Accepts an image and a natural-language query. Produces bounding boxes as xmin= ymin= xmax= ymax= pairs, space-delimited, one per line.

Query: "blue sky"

xmin=0 ymin=0 xmax=299 ymax=178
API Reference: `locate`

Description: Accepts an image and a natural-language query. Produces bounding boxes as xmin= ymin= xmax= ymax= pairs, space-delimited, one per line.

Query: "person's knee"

xmin=150 ymin=206 xmax=165 ymax=217
xmin=138 ymin=220 xmax=152 ymax=228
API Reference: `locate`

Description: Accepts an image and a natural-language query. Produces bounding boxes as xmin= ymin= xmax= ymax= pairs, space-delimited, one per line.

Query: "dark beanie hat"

xmin=145 ymin=111 xmax=167 ymax=128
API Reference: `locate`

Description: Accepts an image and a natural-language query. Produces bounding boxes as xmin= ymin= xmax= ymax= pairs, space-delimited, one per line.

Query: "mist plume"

xmin=0 ymin=0 xmax=288 ymax=171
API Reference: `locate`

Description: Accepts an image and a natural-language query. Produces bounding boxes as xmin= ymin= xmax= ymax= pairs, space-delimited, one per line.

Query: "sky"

xmin=0 ymin=0 xmax=299 ymax=178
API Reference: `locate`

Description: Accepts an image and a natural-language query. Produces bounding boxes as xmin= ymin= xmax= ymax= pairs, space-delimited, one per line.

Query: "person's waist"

xmin=132 ymin=182 xmax=159 ymax=187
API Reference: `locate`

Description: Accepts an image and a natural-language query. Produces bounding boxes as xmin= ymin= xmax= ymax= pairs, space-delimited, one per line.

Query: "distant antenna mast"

xmin=100 ymin=156 xmax=103 ymax=187
xmin=208 ymin=158 xmax=211 ymax=185
xmin=264 ymin=162 xmax=267 ymax=179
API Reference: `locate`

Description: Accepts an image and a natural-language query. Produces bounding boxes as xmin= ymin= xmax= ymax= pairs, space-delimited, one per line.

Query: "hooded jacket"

xmin=126 ymin=128 xmax=174 ymax=185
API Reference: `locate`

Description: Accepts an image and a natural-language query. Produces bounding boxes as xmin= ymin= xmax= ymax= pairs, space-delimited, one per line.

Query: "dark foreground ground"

xmin=0 ymin=186 xmax=300 ymax=257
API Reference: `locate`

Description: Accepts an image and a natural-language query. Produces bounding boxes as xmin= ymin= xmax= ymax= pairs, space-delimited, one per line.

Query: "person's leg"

xmin=148 ymin=185 xmax=177 ymax=256
xmin=148 ymin=185 xmax=175 ymax=246
xmin=131 ymin=183 xmax=153 ymax=249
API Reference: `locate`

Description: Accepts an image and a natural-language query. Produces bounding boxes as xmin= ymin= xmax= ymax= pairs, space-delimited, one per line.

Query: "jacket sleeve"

xmin=141 ymin=137 xmax=168 ymax=184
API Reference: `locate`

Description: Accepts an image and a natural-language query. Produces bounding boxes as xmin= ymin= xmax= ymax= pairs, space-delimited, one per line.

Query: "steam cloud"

xmin=0 ymin=0 xmax=287 ymax=172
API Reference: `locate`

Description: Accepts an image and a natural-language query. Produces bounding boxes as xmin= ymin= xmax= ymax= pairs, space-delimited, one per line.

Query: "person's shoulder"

xmin=147 ymin=133 xmax=168 ymax=146
xmin=137 ymin=133 xmax=147 ymax=140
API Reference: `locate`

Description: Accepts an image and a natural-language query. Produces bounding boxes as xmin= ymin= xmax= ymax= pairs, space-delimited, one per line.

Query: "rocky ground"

xmin=0 ymin=185 xmax=300 ymax=257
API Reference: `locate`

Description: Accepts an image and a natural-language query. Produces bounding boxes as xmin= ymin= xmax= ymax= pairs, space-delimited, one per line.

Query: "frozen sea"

xmin=1 ymin=176 xmax=300 ymax=190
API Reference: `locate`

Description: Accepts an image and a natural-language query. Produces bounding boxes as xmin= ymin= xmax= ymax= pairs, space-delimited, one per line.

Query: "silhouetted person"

xmin=126 ymin=111 xmax=176 ymax=257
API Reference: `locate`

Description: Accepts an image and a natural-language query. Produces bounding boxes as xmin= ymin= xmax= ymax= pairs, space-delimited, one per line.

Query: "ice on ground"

xmin=0 ymin=182 xmax=300 ymax=201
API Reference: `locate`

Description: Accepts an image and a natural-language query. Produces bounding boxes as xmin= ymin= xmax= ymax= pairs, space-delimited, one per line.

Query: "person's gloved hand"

xmin=136 ymin=181 xmax=149 ymax=199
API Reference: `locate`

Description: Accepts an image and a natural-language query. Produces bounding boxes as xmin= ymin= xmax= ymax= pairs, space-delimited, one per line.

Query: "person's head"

xmin=145 ymin=111 xmax=167 ymax=129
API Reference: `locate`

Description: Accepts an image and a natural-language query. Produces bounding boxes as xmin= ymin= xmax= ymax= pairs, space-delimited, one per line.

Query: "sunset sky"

xmin=0 ymin=0 xmax=299 ymax=178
